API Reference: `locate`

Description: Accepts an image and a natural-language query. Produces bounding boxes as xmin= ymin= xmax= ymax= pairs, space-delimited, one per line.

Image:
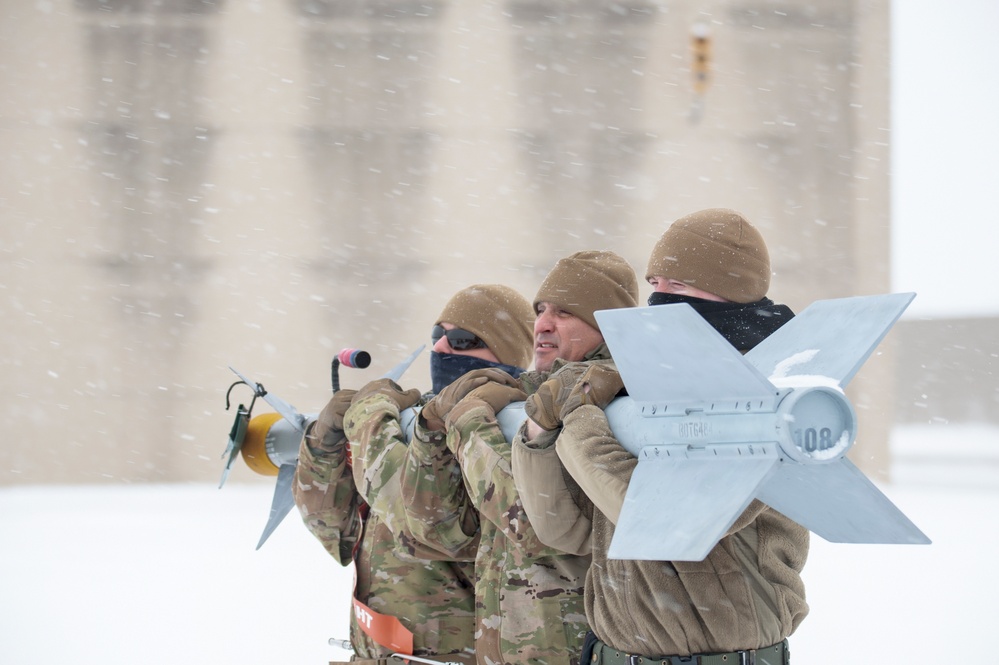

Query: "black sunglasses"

xmin=431 ymin=324 xmax=488 ymax=351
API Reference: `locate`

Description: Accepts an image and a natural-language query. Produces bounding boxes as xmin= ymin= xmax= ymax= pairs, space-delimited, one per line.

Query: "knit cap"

xmin=435 ymin=284 xmax=535 ymax=369
xmin=645 ymin=208 xmax=771 ymax=303
xmin=533 ymin=250 xmax=640 ymax=331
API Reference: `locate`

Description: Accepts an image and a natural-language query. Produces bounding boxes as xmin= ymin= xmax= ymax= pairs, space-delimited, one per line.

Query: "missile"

xmin=590 ymin=292 xmax=931 ymax=561
xmin=220 ymin=345 xmax=424 ymax=549
xmin=225 ymin=293 xmax=929 ymax=562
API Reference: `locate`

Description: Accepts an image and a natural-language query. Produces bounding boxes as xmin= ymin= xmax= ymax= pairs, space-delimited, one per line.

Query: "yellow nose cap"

xmin=241 ymin=412 xmax=283 ymax=476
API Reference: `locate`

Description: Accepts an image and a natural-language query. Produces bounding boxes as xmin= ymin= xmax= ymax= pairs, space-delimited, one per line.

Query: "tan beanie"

xmin=646 ymin=208 xmax=771 ymax=303
xmin=533 ymin=250 xmax=640 ymax=331
xmin=435 ymin=284 xmax=535 ymax=369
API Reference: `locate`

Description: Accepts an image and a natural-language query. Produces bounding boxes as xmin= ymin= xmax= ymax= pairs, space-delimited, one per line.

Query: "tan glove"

xmin=448 ymin=381 xmax=528 ymax=424
xmin=351 ymin=378 xmax=422 ymax=412
xmin=419 ymin=368 xmax=521 ymax=432
xmin=308 ymin=388 xmax=358 ymax=452
xmin=525 ymin=363 xmax=623 ymax=431
xmin=524 ymin=364 xmax=588 ymax=431
xmin=564 ymin=364 xmax=625 ymax=416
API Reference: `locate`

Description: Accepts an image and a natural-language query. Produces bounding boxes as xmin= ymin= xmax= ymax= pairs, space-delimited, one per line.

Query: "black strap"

xmin=579 ymin=631 xmax=599 ymax=664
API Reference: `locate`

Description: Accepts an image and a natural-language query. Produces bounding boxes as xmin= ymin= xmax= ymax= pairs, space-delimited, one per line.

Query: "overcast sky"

xmin=891 ymin=0 xmax=999 ymax=318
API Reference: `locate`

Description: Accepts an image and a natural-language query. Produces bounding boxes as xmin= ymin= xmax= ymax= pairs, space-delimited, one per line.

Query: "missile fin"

xmin=382 ymin=345 xmax=426 ymax=383
xmin=756 ymin=457 xmax=931 ymax=545
xmin=595 ymin=305 xmax=778 ymax=414
xmin=228 ymin=366 xmax=308 ymax=433
xmin=608 ymin=443 xmax=780 ymax=561
xmin=255 ymin=464 xmax=297 ymax=550
xmin=745 ymin=292 xmax=915 ymax=388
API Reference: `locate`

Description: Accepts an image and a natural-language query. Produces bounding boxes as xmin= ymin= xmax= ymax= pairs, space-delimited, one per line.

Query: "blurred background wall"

xmin=1 ymin=0 xmax=993 ymax=487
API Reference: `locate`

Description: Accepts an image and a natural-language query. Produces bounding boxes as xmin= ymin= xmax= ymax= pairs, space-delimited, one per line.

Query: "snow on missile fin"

xmin=771 ymin=349 xmax=819 ymax=378
xmin=769 ymin=349 xmax=846 ymax=392
xmin=746 ymin=292 xmax=915 ymax=387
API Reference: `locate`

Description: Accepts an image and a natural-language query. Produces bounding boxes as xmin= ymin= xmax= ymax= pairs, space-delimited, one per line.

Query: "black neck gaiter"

xmin=647 ymin=292 xmax=795 ymax=352
xmin=429 ymin=351 xmax=525 ymax=395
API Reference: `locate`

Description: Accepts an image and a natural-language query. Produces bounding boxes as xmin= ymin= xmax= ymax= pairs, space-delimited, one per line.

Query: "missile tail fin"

xmin=255 ymin=464 xmax=297 ymax=550
xmin=756 ymin=457 xmax=931 ymax=545
xmin=745 ymin=292 xmax=915 ymax=388
xmin=595 ymin=305 xmax=778 ymax=413
xmin=608 ymin=443 xmax=780 ymax=561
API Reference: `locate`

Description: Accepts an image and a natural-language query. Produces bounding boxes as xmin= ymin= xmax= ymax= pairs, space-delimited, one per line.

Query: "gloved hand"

xmin=419 ymin=367 xmax=521 ymax=432
xmin=525 ymin=363 xmax=623 ymax=431
xmin=448 ymin=380 xmax=528 ymax=423
xmin=566 ymin=364 xmax=625 ymax=415
xmin=524 ymin=364 xmax=587 ymax=431
xmin=307 ymin=388 xmax=358 ymax=452
xmin=351 ymin=378 xmax=422 ymax=413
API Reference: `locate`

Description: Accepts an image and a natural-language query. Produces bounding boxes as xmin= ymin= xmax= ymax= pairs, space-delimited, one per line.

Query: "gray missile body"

xmin=225 ymin=293 xmax=929 ymax=560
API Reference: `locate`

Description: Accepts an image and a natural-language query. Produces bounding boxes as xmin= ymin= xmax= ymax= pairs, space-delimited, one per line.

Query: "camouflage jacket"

xmin=343 ymin=391 xmax=477 ymax=660
xmin=400 ymin=347 xmax=614 ymax=665
xmin=513 ymin=401 xmax=810 ymax=656
xmin=293 ymin=419 xmax=362 ymax=565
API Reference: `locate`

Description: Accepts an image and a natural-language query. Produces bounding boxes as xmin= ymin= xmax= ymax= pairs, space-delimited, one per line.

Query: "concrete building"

xmin=4 ymin=0 xmax=976 ymax=488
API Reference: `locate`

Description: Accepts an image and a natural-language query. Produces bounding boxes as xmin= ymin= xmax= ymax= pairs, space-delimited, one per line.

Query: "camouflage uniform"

xmin=344 ymin=391 xmax=477 ymax=661
xmin=401 ymin=347 xmax=615 ymax=665
xmin=293 ymin=392 xmax=476 ymax=663
xmin=294 ymin=417 xmax=362 ymax=565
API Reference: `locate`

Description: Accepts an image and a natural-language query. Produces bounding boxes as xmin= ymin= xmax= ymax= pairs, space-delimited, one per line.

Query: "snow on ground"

xmin=1 ymin=425 xmax=996 ymax=665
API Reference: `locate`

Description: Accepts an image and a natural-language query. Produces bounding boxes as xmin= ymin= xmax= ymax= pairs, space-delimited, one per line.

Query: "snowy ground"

xmin=1 ymin=425 xmax=996 ymax=665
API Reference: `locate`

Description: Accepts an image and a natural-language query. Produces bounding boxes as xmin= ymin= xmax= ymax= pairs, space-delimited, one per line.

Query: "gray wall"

xmin=2 ymin=0 xmax=927 ymax=486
